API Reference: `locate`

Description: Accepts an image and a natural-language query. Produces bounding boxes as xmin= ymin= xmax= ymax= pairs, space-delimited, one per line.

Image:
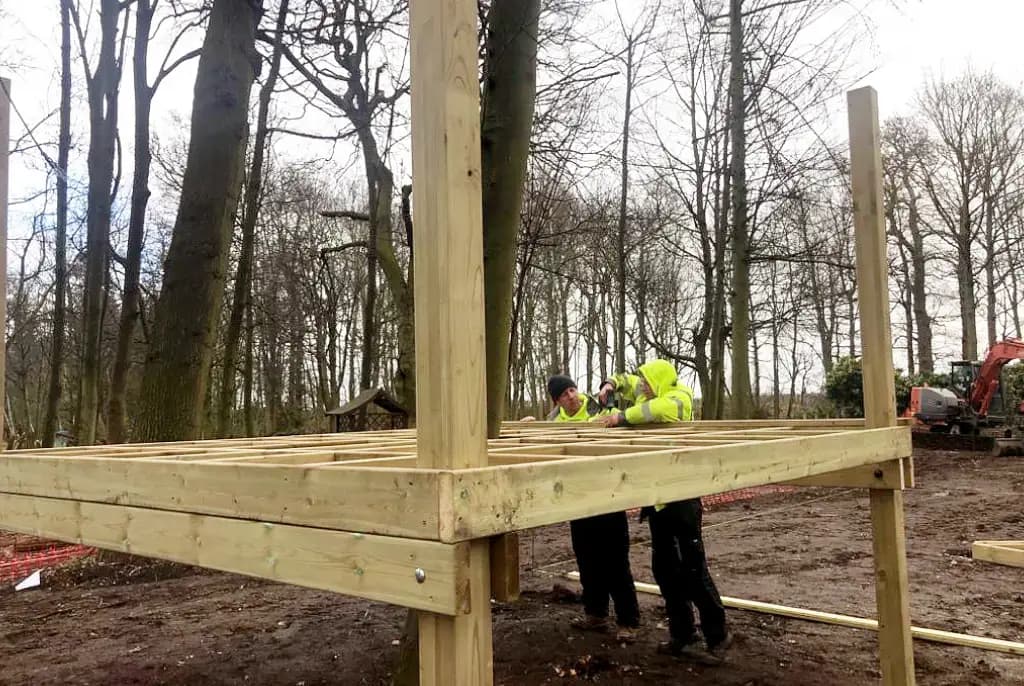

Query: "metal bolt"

xmin=414 ymin=568 xmax=426 ymax=583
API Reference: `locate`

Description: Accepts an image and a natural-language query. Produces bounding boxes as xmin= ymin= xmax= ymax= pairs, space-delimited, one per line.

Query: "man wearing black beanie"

xmin=546 ymin=374 xmax=640 ymax=642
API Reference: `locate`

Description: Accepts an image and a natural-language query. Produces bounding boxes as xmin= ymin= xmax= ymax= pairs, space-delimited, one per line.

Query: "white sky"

xmin=2 ymin=0 xmax=1023 ymax=392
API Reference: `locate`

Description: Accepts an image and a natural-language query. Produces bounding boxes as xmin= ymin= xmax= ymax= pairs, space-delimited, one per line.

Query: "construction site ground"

xmin=2 ymin=447 xmax=1022 ymax=685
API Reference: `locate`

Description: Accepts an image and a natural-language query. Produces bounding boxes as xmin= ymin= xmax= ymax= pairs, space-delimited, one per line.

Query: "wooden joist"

xmin=0 ymin=492 xmax=468 ymax=615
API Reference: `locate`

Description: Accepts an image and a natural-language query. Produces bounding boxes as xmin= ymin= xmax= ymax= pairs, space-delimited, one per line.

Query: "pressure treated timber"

xmin=443 ymin=427 xmax=910 ymax=541
xmin=0 ymin=425 xmax=911 ymax=538
xmin=0 ymin=456 xmax=444 ymax=539
xmin=972 ymin=540 xmax=1024 ymax=568
xmin=0 ymin=424 xmax=911 ymax=542
xmin=849 ymin=85 xmax=916 ymax=686
xmin=409 ymin=0 xmax=493 ymax=680
xmin=0 ymin=492 xmax=467 ymax=614
xmin=583 ymin=575 xmax=1024 ymax=657
xmin=786 ymin=458 xmax=913 ymax=489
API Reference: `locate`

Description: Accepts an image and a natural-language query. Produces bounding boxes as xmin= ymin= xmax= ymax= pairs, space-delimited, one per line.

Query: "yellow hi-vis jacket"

xmin=549 ymin=392 xmax=609 ymax=422
xmin=603 ymin=359 xmax=693 ymax=425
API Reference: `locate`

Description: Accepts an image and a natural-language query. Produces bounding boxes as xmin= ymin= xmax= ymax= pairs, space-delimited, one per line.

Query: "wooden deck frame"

xmin=0 ymin=21 xmax=915 ymax=686
xmin=0 ymin=424 xmax=910 ymax=541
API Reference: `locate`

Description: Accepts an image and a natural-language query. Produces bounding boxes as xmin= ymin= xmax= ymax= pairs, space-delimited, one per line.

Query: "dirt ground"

xmin=2 ymin=448 xmax=1023 ymax=685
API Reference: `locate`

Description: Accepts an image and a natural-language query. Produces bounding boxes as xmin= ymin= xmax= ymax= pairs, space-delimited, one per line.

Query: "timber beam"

xmin=0 ymin=492 xmax=467 ymax=615
xmin=440 ymin=427 xmax=911 ymax=542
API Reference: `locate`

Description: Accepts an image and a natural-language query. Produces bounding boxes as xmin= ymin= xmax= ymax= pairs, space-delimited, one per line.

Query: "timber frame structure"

xmin=0 ymin=5 xmax=917 ymax=685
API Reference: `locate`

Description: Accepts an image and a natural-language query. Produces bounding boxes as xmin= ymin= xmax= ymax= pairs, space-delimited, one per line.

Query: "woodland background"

xmin=3 ymin=0 xmax=1024 ymax=447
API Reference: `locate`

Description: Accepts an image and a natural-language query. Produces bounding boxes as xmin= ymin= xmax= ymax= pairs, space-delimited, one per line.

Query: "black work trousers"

xmin=569 ymin=511 xmax=641 ymax=627
xmin=646 ymin=498 xmax=728 ymax=647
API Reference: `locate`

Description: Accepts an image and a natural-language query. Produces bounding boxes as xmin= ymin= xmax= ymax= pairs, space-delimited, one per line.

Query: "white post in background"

xmin=0 ymin=78 xmax=10 ymax=449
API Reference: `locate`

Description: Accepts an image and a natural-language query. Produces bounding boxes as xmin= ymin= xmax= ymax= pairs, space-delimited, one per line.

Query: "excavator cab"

xmin=948 ymin=361 xmax=977 ymax=402
xmin=949 ymin=360 xmax=1006 ymax=431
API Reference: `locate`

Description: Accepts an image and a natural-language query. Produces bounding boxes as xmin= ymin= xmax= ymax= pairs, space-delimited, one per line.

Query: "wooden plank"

xmin=602 ymin=575 xmax=1024 ymax=657
xmin=0 ymin=77 xmax=9 ymax=447
xmin=410 ymin=0 xmax=492 ymax=681
xmin=0 ymin=456 xmax=442 ymax=539
xmin=443 ymin=427 xmax=910 ymax=541
xmin=4 ymin=435 xmax=418 ymax=459
xmin=972 ymin=541 xmax=1024 ymax=568
xmin=0 ymin=492 xmax=468 ymax=615
xmin=849 ymin=85 xmax=915 ymax=686
xmin=787 ymin=458 xmax=910 ymax=489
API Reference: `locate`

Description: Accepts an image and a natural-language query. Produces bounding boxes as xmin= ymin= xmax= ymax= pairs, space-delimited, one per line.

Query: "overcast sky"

xmin=5 ymin=0 xmax=1021 ymax=202
xmin=1 ymin=0 xmax=1022 ymax=388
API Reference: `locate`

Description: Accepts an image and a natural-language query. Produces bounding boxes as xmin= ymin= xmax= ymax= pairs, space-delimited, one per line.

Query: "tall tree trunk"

xmin=1004 ymin=220 xmax=1023 ymax=339
xmin=108 ymin=0 xmax=155 ymax=443
xmin=906 ymin=186 xmax=933 ymax=372
xmin=360 ymin=168 xmax=379 ymax=392
xmin=481 ymin=0 xmax=541 ymax=434
xmin=727 ymin=0 xmax=751 ymax=418
xmin=217 ymin=0 xmax=287 ymax=437
xmin=957 ymin=241 xmax=978 ymax=361
xmin=244 ymin=292 xmax=255 ymax=436
xmin=76 ymin=0 xmax=123 ymax=445
xmin=707 ymin=133 xmax=730 ymax=418
xmin=898 ymin=242 xmax=915 ymax=375
xmin=135 ymin=0 xmax=263 ymax=442
xmin=42 ymin=0 xmax=73 ymax=448
xmin=984 ymin=192 xmax=998 ymax=352
xmin=614 ymin=43 xmax=634 ymax=375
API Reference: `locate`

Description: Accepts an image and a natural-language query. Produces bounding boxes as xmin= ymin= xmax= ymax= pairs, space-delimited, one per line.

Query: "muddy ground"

xmin=1 ymin=448 xmax=1023 ymax=685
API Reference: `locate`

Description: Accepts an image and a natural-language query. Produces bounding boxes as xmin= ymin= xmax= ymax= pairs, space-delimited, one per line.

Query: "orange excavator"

xmin=904 ymin=338 xmax=1024 ymax=454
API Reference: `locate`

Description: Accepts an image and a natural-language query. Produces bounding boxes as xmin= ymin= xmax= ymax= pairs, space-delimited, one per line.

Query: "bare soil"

xmin=2 ymin=448 xmax=1023 ymax=685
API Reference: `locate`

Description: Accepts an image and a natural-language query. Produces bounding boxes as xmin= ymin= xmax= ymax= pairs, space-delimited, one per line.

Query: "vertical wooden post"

xmin=847 ymin=86 xmax=915 ymax=686
xmin=0 ymin=78 xmax=9 ymax=448
xmin=409 ymin=2 xmax=492 ymax=685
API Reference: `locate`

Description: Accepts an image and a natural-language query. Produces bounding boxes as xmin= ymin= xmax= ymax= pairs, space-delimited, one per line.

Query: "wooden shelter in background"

xmin=326 ymin=388 xmax=409 ymax=432
xmin=0 ymin=7 xmax=917 ymax=684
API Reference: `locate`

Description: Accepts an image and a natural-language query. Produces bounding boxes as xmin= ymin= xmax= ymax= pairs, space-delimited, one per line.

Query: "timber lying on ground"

xmin=972 ymin=540 xmax=1024 ymax=568
xmin=568 ymin=573 xmax=1024 ymax=657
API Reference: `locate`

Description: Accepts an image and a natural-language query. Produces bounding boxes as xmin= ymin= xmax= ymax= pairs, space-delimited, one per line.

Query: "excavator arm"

xmin=971 ymin=338 xmax=1024 ymax=417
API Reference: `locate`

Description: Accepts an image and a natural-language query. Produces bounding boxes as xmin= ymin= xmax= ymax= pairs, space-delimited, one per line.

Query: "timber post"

xmin=848 ymin=85 xmax=916 ymax=686
xmin=409 ymin=2 xmax=494 ymax=684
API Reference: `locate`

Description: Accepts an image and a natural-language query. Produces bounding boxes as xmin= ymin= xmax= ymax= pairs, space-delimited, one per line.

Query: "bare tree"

xmin=69 ymin=0 xmax=130 ymax=444
xmin=216 ymin=0 xmax=288 ymax=438
xmin=41 ymin=0 xmax=74 ymax=448
xmin=108 ymin=0 xmax=205 ymax=442
xmin=135 ymin=0 xmax=264 ymax=441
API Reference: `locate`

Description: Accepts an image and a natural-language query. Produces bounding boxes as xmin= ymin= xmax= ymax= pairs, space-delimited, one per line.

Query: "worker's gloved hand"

xmin=595 ymin=412 xmax=624 ymax=428
xmin=598 ymin=382 xmax=615 ymax=406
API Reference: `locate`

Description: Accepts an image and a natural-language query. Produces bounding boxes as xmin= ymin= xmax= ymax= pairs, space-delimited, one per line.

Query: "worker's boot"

xmin=706 ymin=632 xmax=734 ymax=662
xmin=570 ymin=614 xmax=610 ymax=633
xmin=655 ymin=635 xmax=700 ymax=657
xmin=613 ymin=625 xmax=639 ymax=643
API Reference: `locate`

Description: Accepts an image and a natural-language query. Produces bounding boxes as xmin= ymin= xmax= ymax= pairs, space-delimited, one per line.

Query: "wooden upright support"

xmin=848 ymin=86 xmax=916 ymax=686
xmin=410 ymin=2 xmax=492 ymax=684
xmin=0 ymin=77 xmax=9 ymax=446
